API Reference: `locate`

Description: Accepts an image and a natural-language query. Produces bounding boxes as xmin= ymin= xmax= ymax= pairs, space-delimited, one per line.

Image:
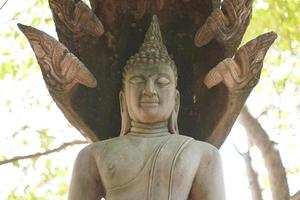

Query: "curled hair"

xmin=122 ymin=15 xmax=178 ymax=87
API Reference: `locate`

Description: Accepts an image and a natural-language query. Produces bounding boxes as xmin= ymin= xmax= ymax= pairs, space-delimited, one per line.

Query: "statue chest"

xmin=93 ymin=135 xmax=199 ymax=199
xmin=95 ymin=136 xmax=167 ymax=191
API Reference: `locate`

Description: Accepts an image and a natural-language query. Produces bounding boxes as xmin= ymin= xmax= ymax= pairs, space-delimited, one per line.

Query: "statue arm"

xmin=68 ymin=145 xmax=105 ymax=199
xmin=189 ymin=145 xmax=225 ymax=200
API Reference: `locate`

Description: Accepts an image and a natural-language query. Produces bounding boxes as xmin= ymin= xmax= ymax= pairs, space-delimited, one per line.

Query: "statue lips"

xmin=140 ymin=97 xmax=159 ymax=107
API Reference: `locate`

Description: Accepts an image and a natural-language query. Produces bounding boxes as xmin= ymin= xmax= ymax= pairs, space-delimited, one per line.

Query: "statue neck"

xmin=128 ymin=121 xmax=170 ymax=136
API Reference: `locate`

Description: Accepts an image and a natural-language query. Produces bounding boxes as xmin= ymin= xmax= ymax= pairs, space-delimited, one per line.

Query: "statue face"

xmin=124 ymin=63 xmax=177 ymax=124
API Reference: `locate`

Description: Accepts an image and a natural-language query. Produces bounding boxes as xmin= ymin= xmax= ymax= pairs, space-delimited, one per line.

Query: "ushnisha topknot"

xmin=123 ymin=15 xmax=177 ymax=84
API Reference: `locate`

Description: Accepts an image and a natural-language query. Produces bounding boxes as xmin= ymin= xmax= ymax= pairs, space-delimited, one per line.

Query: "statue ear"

xmin=168 ymin=90 xmax=180 ymax=134
xmin=119 ymin=91 xmax=131 ymax=136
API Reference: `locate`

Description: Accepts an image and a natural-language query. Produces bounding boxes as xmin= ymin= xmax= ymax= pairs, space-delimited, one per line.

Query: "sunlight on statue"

xmin=16 ymin=0 xmax=277 ymax=198
xmin=68 ymin=16 xmax=225 ymax=200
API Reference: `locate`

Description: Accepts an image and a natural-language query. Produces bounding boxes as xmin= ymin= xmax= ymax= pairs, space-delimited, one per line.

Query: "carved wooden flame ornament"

xmin=195 ymin=0 xmax=254 ymax=56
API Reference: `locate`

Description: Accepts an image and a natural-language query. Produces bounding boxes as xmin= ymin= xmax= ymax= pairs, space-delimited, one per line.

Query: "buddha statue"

xmin=67 ymin=16 xmax=225 ymax=200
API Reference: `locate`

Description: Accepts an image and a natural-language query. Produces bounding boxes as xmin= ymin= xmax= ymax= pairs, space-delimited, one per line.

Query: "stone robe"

xmin=69 ymin=133 xmax=223 ymax=200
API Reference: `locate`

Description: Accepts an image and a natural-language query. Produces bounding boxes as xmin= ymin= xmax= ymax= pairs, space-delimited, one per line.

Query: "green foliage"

xmin=0 ymin=1 xmax=77 ymax=199
xmin=242 ymin=0 xmax=300 ymax=196
xmin=244 ymin=0 xmax=300 ymax=53
xmin=38 ymin=129 xmax=55 ymax=150
xmin=0 ymin=0 xmax=55 ymax=80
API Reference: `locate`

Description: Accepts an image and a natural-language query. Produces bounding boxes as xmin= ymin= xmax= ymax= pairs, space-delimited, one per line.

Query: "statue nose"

xmin=143 ymin=80 xmax=157 ymax=96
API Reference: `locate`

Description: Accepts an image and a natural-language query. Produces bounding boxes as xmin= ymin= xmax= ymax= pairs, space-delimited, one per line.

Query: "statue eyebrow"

xmin=156 ymin=73 xmax=171 ymax=78
xmin=129 ymin=74 xmax=146 ymax=79
xmin=147 ymin=73 xmax=171 ymax=81
xmin=128 ymin=73 xmax=171 ymax=80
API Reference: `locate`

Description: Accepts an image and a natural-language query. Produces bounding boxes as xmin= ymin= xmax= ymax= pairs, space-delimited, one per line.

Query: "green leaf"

xmin=12 ymin=160 xmax=20 ymax=168
xmin=38 ymin=129 xmax=54 ymax=150
xmin=32 ymin=17 xmax=42 ymax=26
xmin=57 ymin=182 xmax=68 ymax=195
xmin=2 ymin=50 xmax=10 ymax=56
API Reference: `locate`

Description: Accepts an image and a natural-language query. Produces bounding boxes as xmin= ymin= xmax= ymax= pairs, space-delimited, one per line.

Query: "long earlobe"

xmin=119 ymin=91 xmax=131 ymax=136
xmin=175 ymin=90 xmax=180 ymax=113
xmin=168 ymin=90 xmax=180 ymax=134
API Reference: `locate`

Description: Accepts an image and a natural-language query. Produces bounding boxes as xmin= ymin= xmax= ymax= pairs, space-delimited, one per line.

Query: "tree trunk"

xmin=241 ymin=151 xmax=263 ymax=200
xmin=239 ymin=107 xmax=290 ymax=200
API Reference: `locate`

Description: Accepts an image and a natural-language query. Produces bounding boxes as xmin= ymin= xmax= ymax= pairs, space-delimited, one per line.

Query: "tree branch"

xmin=234 ymin=144 xmax=263 ymax=200
xmin=0 ymin=140 xmax=87 ymax=166
xmin=242 ymin=151 xmax=264 ymax=200
xmin=0 ymin=0 xmax=9 ymax=10
xmin=291 ymin=191 xmax=300 ymax=200
xmin=238 ymin=107 xmax=290 ymax=200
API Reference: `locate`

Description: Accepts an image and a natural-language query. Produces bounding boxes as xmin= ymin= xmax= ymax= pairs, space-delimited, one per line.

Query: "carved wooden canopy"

xmin=19 ymin=0 xmax=276 ymax=148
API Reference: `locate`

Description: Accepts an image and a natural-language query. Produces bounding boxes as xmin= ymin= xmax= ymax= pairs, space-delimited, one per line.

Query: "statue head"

xmin=120 ymin=15 xmax=179 ymax=136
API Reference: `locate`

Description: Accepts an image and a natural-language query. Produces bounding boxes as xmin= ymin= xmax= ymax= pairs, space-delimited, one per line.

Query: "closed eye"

xmin=129 ymin=76 xmax=146 ymax=85
xmin=156 ymin=77 xmax=170 ymax=86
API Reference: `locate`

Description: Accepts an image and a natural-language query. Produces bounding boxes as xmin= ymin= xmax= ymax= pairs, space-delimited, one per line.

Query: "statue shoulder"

xmin=176 ymin=135 xmax=220 ymax=162
xmin=171 ymin=134 xmax=220 ymax=163
xmin=175 ymin=134 xmax=219 ymax=155
xmin=77 ymin=136 xmax=122 ymax=159
xmin=191 ymin=140 xmax=220 ymax=157
xmin=83 ymin=136 xmax=139 ymax=161
xmin=189 ymin=140 xmax=222 ymax=175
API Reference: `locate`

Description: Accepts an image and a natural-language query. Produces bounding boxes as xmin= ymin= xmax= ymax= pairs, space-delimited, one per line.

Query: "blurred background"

xmin=0 ymin=0 xmax=299 ymax=199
